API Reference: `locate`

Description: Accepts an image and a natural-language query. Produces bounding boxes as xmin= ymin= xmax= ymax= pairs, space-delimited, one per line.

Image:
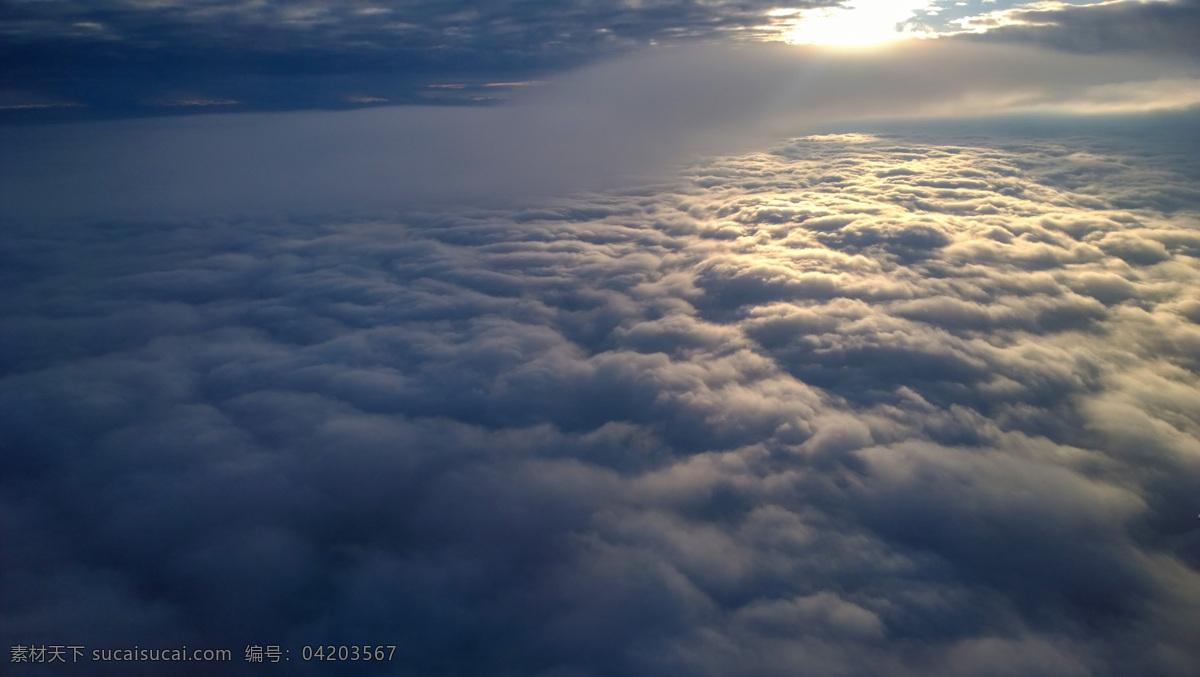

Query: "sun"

xmin=773 ymin=1 xmax=929 ymax=47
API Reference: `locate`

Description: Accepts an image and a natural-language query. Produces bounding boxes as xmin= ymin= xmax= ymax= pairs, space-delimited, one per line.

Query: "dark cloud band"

xmin=0 ymin=0 xmax=838 ymax=118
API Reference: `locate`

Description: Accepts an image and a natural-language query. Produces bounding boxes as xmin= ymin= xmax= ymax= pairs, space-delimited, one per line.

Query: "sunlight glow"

xmin=775 ymin=1 xmax=931 ymax=46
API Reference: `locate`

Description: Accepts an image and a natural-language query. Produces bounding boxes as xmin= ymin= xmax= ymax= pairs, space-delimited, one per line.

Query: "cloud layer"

xmin=3 ymin=122 xmax=1199 ymax=675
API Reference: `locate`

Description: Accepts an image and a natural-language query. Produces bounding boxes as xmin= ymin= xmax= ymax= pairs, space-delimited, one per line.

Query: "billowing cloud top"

xmin=3 ymin=117 xmax=1200 ymax=675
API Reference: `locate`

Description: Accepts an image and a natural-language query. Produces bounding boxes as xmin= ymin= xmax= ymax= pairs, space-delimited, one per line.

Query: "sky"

xmin=2 ymin=2 xmax=1200 ymax=676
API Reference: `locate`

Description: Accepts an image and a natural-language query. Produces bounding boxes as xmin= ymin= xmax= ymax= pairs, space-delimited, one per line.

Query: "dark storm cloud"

xmin=962 ymin=0 xmax=1200 ymax=57
xmin=4 ymin=118 xmax=1200 ymax=675
xmin=0 ymin=0 xmax=838 ymax=117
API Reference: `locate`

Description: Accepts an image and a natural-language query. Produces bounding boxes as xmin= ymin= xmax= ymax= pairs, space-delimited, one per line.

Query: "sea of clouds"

xmin=3 ymin=41 xmax=1200 ymax=677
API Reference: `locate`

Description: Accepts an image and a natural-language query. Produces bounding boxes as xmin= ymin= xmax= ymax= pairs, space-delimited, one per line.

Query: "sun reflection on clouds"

xmin=798 ymin=133 xmax=882 ymax=144
xmin=772 ymin=1 xmax=933 ymax=46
